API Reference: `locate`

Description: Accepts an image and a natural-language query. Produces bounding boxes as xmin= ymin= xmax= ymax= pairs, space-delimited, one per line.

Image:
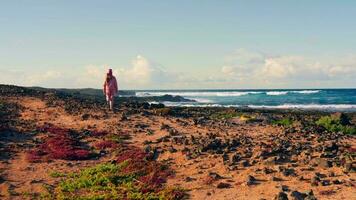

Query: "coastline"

xmin=0 ymin=84 xmax=355 ymax=199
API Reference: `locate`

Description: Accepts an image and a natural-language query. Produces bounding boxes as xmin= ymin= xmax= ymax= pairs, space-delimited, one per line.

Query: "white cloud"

xmin=1 ymin=51 xmax=356 ymax=89
xmin=220 ymin=49 xmax=356 ymax=88
xmin=260 ymin=56 xmax=300 ymax=78
xmin=117 ymin=55 xmax=178 ymax=88
xmin=221 ymin=66 xmax=236 ymax=76
xmin=120 ymin=55 xmax=154 ymax=85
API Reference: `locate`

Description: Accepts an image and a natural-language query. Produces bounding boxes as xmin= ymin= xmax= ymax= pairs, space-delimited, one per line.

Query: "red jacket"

xmin=103 ymin=76 xmax=118 ymax=96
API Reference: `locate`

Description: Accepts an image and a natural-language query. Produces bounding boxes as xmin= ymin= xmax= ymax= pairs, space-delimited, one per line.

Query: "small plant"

xmin=272 ymin=118 xmax=294 ymax=127
xmin=49 ymin=171 xmax=66 ymax=178
xmin=27 ymin=125 xmax=92 ymax=162
xmin=54 ymin=156 xmax=185 ymax=199
xmin=94 ymin=140 xmax=118 ymax=150
xmin=91 ymin=130 xmax=108 ymax=137
xmin=316 ymin=115 xmax=356 ymax=135
xmin=109 ymin=133 xmax=131 ymax=143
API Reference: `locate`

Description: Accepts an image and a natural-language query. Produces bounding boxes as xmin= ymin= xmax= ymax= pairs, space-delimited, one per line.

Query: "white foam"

xmin=290 ymin=90 xmax=320 ymax=94
xmin=162 ymin=102 xmax=356 ymax=111
xmin=162 ymin=102 xmax=222 ymax=107
xmin=247 ymin=104 xmax=356 ymax=110
xmin=266 ymin=91 xmax=288 ymax=96
xmin=189 ymin=98 xmax=214 ymax=103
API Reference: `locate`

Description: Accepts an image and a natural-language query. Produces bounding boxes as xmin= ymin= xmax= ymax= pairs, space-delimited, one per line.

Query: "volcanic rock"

xmin=274 ymin=192 xmax=288 ymax=200
xmin=217 ymin=182 xmax=231 ymax=189
xmin=246 ymin=175 xmax=256 ymax=186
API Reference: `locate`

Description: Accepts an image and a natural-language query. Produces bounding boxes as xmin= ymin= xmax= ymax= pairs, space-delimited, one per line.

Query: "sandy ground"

xmin=0 ymin=96 xmax=355 ymax=199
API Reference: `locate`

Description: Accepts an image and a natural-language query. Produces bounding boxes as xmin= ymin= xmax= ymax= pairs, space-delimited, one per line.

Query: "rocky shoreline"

xmin=0 ymin=84 xmax=355 ymax=199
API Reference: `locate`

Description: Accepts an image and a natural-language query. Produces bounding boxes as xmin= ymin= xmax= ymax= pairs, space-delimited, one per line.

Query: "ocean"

xmin=136 ymin=89 xmax=356 ymax=111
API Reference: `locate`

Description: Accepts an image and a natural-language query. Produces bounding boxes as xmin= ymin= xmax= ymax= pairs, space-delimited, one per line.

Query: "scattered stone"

xmin=271 ymin=176 xmax=283 ymax=182
xmin=120 ymin=113 xmax=128 ymax=121
xmin=241 ymin=160 xmax=250 ymax=167
xmin=304 ymin=190 xmax=317 ymax=200
xmin=315 ymin=172 xmax=326 ymax=178
xmin=143 ymin=140 xmax=152 ymax=145
xmin=282 ymin=168 xmax=296 ymax=177
xmin=263 ymin=167 xmax=274 ymax=174
xmin=81 ymin=113 xmax=90 ymax=120
xmin=311 ymin=176 xmax=320 ymax=186
xmin=246 ymin=175 xmax=256 ymax=186
xmin=274 ymin=192 xmax=288 ymax=200
xmin=281 ymin=185 xmax=289 ymax=192
xmin=185 ymin=177 xmax=194 ymax=182
xmin=344 ymin=162 xmax=355 ymax=173
xmin=321 ymin=180 xmax=331 ymax=186
xmin=168 ymin=146 xmax=177 ymax=153
xmin=208 ymin=172 xmax=222 ymax=180
xmin=217 ymin=182 xmax=231 ymax=189
xmin=332 ymin=179 xmax=342 ymax=185
xmin=291 ymin=190 xmax=307 ymax=200
xmin=146 ymin=129 xmax=154 ymax=135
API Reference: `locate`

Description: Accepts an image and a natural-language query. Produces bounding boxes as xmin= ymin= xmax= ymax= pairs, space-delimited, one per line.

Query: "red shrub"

xmin=74 ymin=149 xmax=91 ymax=159
xmin=26 ymin=149 xmax=45 ymax=162
xmin=139 ymin=170 xmax=168 ymax=192
xmin=91 ymin=130 xmax=108 ymax=137
xmin=94 ymin=140 xmax=117 ymax=150
xmin=170 ymin=189 xmax=186 ymax=200
xmin=27 ymin=125 xmax=91 ymax=162
xmin=115 ymin=145 xmax=173 ymax=193
xmin=116 ymin=148 xmax=148 ymax=163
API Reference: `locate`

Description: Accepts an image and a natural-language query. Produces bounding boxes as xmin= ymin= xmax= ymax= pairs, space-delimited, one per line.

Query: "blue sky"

xmin=1 ymin=0 xmax=356 ymax=89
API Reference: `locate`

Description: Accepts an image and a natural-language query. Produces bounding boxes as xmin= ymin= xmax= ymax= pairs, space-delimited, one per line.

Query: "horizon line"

xmin=1 ymin=84 xmax=356 ymax=91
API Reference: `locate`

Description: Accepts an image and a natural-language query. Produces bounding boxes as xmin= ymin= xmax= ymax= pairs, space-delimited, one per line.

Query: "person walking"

xmin=103 ymin=69 xmax=118 ymax=111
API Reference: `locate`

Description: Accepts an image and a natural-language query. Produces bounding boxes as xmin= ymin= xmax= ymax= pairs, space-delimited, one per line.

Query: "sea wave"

xmin=136 ymin=91 xmax=262 ymax=97
xmin=290 ymin=90 xmax=320 ymax=94
xmin=266 ymin=91 xmax=288 ymax=96
xmin=189 ymin=98 xmax=214 ymax=103
xmin=264 ymin=90 xmax=320 ymax=95
xmin=247 ymin=104 xmax=356 ymax=110
xmin=161 ymin=102 xmax=223 ymax=107
xmin=160 ymin=102 xmax=356 ymax=111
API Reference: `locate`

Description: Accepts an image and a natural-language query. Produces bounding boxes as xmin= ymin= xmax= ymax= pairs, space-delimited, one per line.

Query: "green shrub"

xmin=316 ymin=115 xmax=356 ymax=135
xmin=272 ymin=118 xmax=294 ymax=127
xmin=49 ymin=171 xmax=66 ymax=178
xmin=54 ymin=162 xmax=185 ymax=200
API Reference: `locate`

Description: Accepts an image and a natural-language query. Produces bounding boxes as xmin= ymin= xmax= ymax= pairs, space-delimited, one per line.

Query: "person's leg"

xmin=111 ymin=96 xmax=114 ymax=110
xmin=106 ymin=95 xmax=110 ymax=108
xmin=109 ymin=100 xmax=113 ymax=110
xmin=109 ymin=96 xmax=114 ymax=110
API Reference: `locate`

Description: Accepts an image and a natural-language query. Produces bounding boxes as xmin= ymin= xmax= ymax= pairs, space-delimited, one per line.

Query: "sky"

xmin=1 ymin=0 xmax=356 ymax=89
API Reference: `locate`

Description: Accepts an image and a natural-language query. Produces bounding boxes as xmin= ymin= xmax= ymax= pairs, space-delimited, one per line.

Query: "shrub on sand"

xmin=27 ymin=125 xmax=91 ymax=162
xmin=316 ymin=114 xmax=355 ymax=135
xmin=272 ymin=118 xmax=294 ymax=127
xmin=53 ymin=146 xmax=186 ymax=199
xmin=94 ymin=140 xmax=118 ymax=150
